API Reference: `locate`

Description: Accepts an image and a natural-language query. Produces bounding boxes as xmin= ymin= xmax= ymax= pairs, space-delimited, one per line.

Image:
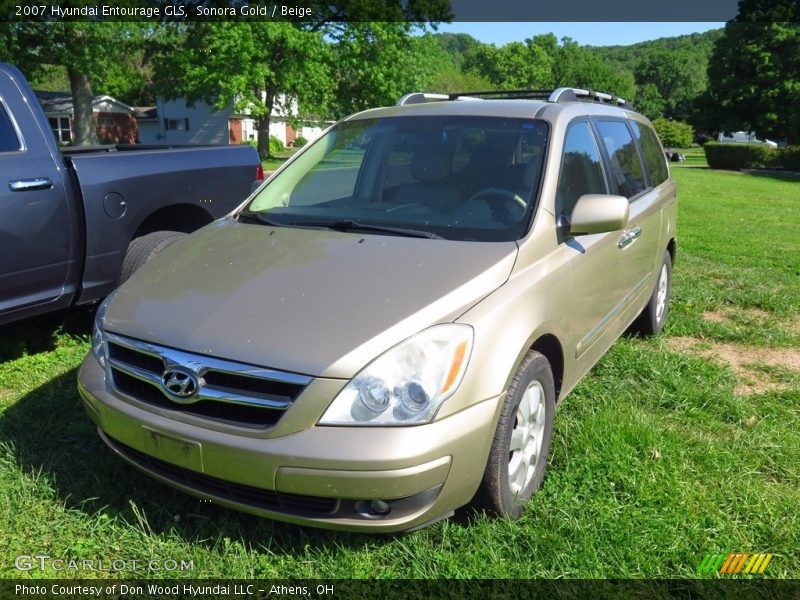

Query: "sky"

xmin=431 ymin=22 xmax=724 ymax=47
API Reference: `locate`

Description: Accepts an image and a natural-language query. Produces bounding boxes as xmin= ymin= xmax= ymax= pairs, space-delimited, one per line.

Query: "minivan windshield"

xmin=242 ymin=115 xmax=548 ymax=242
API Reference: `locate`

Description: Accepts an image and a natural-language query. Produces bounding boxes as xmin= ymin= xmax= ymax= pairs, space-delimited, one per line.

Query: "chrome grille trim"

xmin=104 ymin=331 xmax=311 ymax=412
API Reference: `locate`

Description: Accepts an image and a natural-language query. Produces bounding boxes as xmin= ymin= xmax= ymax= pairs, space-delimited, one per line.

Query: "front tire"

xmin=476 ymin=350 xmax=555 ymax=519
xmin=630 ymin=250 xmax=672 ymax=336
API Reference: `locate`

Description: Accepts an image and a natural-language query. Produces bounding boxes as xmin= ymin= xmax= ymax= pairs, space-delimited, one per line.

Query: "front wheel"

xmin=475 ymin=350 xmax=555 ymax=519
xmin=630 ymin=250 xmax=673 ymax=336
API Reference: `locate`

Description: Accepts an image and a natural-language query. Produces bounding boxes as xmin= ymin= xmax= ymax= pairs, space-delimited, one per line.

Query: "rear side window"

xmin=595 ymin=120 xmax=646 ymax=199
xmin=631 ymin=121 xmax=669 ymax=186
xmin=0 ymin=102 xmax=21 ymax=152
xmin=556 ymin=121 xmax=607 ymax=222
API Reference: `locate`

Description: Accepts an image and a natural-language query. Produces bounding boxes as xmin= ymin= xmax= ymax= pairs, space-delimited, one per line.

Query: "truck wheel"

xmin=120 ymin=231 xmax=185 ymax=284
xmin=475 ymin=350 xmax=555 ymax=519
xmin=630 ymin=250 xmax=672 ymax=336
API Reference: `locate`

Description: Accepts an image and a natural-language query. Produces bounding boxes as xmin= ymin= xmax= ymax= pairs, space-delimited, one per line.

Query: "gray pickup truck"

xmin=0 ymin=62 xmax=260 ymax=326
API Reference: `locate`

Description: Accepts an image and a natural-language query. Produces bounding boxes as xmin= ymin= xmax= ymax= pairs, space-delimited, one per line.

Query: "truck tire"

xmin=120 ymin=231 xmax=185 ymax=285
xmin=475 ymin=350 xmax=555 ymax=519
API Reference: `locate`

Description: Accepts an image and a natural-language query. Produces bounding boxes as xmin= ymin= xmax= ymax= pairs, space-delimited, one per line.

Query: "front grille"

xmin=112 ymin=370 xmax=284 ymax=428
xmin=104 ymin=332 xmax=311 ymax=430
xmin=108 ymin=436 xmax=338 ymax=516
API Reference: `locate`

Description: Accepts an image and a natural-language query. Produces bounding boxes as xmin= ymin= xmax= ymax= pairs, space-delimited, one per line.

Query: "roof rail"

xmin=397 ymin=92 xmax=481 ymax=106
xmin=397 ymin=88 xmax=633 ymax=110
xmin=549 ymin=87 xmax=633 ymax=109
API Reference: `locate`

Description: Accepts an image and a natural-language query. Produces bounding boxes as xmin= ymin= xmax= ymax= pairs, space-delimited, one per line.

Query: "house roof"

xmin=34 ymin=90 xmax=137 ymax=115
xmin=133 ymin=106 xmax=158 ymax=120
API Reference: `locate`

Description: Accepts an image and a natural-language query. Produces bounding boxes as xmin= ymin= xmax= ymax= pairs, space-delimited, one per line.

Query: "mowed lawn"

xmin=0 ymin=152 xmax=797 ymax=579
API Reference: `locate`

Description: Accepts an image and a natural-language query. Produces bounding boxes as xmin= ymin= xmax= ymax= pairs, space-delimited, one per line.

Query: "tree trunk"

xmin=68 ymin=67 xmax=98 ymax=146
xmin=257 ymin=86 xmax=276 ymax=159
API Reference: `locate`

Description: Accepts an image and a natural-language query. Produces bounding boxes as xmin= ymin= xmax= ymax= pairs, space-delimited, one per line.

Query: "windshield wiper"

xmin=237 ymin=212 xmax=285 ymax=227
xmin=289 ymin=219 xmax=444 ymax=240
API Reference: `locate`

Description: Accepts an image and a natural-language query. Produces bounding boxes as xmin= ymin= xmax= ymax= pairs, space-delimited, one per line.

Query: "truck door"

xmin=0 ymin=69 xmax=78 ymax=321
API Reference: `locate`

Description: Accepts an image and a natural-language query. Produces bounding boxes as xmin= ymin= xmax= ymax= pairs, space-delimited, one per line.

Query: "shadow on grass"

xmin=0 ymin=369 xmax=403 ymax=556
xmin=0 ymin=306 xmax=94 ymax=364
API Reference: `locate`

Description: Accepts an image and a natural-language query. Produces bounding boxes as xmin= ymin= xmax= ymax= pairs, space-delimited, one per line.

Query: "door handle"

xmin=618 ymin=226 xmax=641 ymax=249
xmin=9 ymin=177 xmax=53 ymax=192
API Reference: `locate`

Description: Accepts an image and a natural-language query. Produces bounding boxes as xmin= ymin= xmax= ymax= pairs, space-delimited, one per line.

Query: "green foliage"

xmin=458 ymin=34 xmax=634 ymax=100
xmin=463 ymin=38 xmax=552 ymax=89
xmin=706 ymin=2 xmax=800 ymax=143
xmin=0 ymin=23 xmax=144 ymax=145
xmin=331 ymin=23 xmax=437 ymax=115
xmin=653 ymin=118 xmax=694 ymax=148
xmin=774 ymin=146 xmax=800 ymax=171
xmin=635 ymin=83 xmax=666 ymax=121
xmin=268 ymin=135 xmax=284 ymax=155
xmin=704 ymin=142 xmax=800 ymax=171
xmin=634 ymin=48 xmax=705 ymax=121
xmin=550 ymin=37 xmax=634 ymax=99
xmin=157 ymin=22 xmax=331 ymax=158
xmin=703 ymin=142 xmax=775 ymax=170
xmin=293 ymin=135 xmax=308 ymax=148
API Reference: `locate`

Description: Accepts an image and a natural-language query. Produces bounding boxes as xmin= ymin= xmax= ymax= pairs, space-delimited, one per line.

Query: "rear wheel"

xmin=119 ymin=231 xmax=185 ymax=285
xmin=630 ymin=250 xmax=672 ymax=336
xmin=476 ymin=350 xmax=555 ymax=519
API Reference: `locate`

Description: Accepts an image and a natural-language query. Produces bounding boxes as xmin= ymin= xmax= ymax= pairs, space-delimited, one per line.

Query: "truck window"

xmin=0 ymin=103 xmax=21 ymax=152
xmin=595 ymin=120 xmax=646 ymax=199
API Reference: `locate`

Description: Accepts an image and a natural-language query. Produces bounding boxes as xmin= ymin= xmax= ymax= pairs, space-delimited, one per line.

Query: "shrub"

xmin=652 ymin=118 xmax=694 ymax=148
xmin=774 ymin=146 xmax=800 ymax=171
xmin=293 ymin=135 xmax=308 ymax=148
xmin=268 ymin=135 xmax=284 ymax=155
xmin=703 ymin=142 xmax=775 ymax=170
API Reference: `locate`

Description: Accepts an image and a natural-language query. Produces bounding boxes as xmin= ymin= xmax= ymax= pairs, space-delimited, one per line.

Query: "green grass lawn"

xmin=0 ymin=158 xmax=798 ymax=580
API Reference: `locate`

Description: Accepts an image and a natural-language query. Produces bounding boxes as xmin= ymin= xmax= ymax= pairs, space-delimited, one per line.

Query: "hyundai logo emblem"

xmin=161 ymin=367 xmax=199 ymax=400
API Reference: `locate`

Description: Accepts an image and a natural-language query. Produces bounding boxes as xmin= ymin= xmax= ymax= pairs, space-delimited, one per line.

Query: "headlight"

xmin=91 ymin=291 xmax=117 ymax=367
xmin=319 ymin=324 xmax=474 ymax=426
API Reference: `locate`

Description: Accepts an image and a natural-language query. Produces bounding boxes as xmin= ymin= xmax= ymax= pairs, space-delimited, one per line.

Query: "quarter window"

xmin=0 ymin=103 xmax=21 ymax=151
xmin=595 ymin=121 xmax=646 ymax=199
xmin=556 ymin=121 xmax=607 ymax=226
xmin=630 ymin=121 xmax=669 ymax=186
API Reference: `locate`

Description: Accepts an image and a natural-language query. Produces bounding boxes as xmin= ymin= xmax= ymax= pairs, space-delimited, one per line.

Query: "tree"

xmin=635 ymin=83 xmax=666 ymax=121
xmin=0 ymin=22 xmax=134 ymax=146
xmin=330 ymin=23 xmax=440 ymax=115
xmin=705 ymin=0 xmax=800 ymax=143
xmin=463 ymin=39 xmax=552 ymax=89
xmin=634 ymin=48 xmax=705 ymax=120
xmin=156 ymin=22 xmax=331 ymax=158
xmin=653 ymin=118 xmax=694 ymax=148
xmin=552 ymin=38 xmax=635 ymax=100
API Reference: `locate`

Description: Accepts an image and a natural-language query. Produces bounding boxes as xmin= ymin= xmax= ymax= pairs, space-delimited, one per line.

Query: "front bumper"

xmin=78 ymin=355 xmax=502 ymax=532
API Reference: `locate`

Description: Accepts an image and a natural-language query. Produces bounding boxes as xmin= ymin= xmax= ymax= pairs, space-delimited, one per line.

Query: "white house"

xmin=136 ymin=95 xmax=328 ymax=146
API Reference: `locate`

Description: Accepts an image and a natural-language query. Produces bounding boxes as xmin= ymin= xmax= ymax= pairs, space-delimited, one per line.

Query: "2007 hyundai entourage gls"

xmin=78 ymin=88 xmax=677 ymax=532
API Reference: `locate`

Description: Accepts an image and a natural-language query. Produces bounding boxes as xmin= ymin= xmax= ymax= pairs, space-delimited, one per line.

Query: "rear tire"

xmin=630 ymin=250 xmax=672 ymax=336
xmin=475 ymin=350 xmax=555 ymax=519
xmin=119 ymin=231 xmax=185 ymax=285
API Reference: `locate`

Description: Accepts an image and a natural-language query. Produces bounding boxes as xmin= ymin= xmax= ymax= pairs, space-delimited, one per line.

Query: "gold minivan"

xmin=78 ymin=88 xmax=676 ymax=532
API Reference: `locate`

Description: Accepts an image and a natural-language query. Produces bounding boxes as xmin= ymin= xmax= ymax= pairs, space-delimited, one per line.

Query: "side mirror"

xmin=569 ymin=194 xmax=630 ymax=236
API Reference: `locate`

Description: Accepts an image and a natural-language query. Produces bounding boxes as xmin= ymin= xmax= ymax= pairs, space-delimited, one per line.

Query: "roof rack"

xmin=397 ymin=87 xmax=634 ymax=110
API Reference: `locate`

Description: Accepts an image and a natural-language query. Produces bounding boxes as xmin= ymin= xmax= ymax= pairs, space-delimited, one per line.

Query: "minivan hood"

xmin=106 ymin=220 xmax=517 ymax=378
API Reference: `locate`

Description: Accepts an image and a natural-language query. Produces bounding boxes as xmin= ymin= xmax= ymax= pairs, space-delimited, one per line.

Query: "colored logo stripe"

xmin=697 ymin=553 xmax=774 ymax=575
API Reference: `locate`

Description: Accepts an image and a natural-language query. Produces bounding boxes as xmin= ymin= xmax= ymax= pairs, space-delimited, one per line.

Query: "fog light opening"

xmin=369 ymin=499 xmax=391 ymax=516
